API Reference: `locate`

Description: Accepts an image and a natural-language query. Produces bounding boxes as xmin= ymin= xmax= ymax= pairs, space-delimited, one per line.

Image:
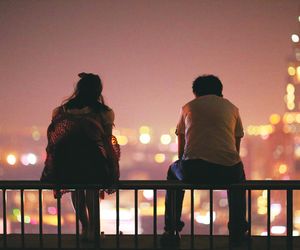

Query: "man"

xmin=161 ymin=75 xmax=248 ymax=246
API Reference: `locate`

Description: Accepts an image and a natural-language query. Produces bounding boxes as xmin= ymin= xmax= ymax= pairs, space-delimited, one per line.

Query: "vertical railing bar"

xmin=2 ymin=189 xmax=7 ymax=248
xmin=116 ymin=189 xmax=120 ymax=248
xmin=209 ymin=189 xmax=213 ymax=250
xmin=94 ymin=189 xmax=100 ymax=249
xmin=153 ymin=189 xmax=157 ymax=248
xmin=134 ymin=189 xmax=138 ymax=248
xmin=20 ymin=189 xmax=25 ymax=248
xmin=75 ymin=190 xmax=80 ymax=248
xmin=247 ymin=189 xmax=252 ymax=250
xmin=267 ymin=189 xmax=271 ymax=249
xmin=98 ymin=189 xmax=101 ymax=249
xmin=191 ymin=189 xmax=194 ymax=249
xmin=38 ymin=189 xmax=43 ymax=248
xmin=57 ymin=192 xmax=62 ymax=248
xmin=287 ymin=189 xmax=293 ymax=250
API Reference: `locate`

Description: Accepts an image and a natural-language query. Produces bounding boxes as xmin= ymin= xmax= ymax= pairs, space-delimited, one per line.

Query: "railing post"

xmin=287 ymin=189 xmax=293 ymax=250
xmin=134 ymin=189 xmax=138 ymax=248
xmin=247 ymin=189 xmax=252 ymax=250
xmin=57 ymin=190 xmax=62 ymax=249
xmin=2 ymin=189 xmax=7 ymax=248
xmin=153 ymin=189 xmax=157 ymax=248
xmin=75 ymin=190 xmax=80 ymax=248
xmin=20 ymin=189 xmax=25 ymax=248
xmin=38 ymin=189 xmax=43 ymax=248
xmin=190 ymin=189 xmax=194 ymax=249
xmin=209 ymin=189 xmax=213 ymax=250
xmin=267 ymin=189 xmax=271 ymax=249
xmin=116 ymin=189 xmax=120 ymax=248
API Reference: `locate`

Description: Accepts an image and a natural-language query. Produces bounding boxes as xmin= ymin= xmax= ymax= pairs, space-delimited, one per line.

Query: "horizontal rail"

xmin=0 ymin=180 xmax=300 ymax=189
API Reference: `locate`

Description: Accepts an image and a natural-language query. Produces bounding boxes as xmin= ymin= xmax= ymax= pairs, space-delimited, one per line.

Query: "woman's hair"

xmin=63 ymin=73 xmax=110 ymax=111
xmin=192 ymin=75 xmax=223 ymax=97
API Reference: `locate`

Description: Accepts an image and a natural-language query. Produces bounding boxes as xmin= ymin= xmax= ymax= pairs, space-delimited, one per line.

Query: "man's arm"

xmin=235 ymin=137 xmax=241 ymax=154
xmin=178 ymin=133 xmax=185 ymax=160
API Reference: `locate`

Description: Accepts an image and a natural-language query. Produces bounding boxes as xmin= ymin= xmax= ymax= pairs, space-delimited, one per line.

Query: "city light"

xmin=143 ymin=190 xmax=154 ymax=200
xmin=271 ymin=226 xmax=286 ymax=235
xmin=6 ymin=154 xmax=17 ymax=165
xmin=32 ymin=130 xmax=41 ymax=141
xmin=195 ymin=211 xmax=216 ymax=225
xmin=278 ymin=164 xmax=287 ymax=174
xmin=116 ymin=135 xmax=128 ymax=146
xmin=291 ymin=34 xmax=300 ymax=43
xmin=139 ymin=126 xmax=150 ymax=134
xmin=139 ymin=134 xmax=151 ymax=144
xmin=154 ymin=153 xmax=165 ymax=163
xmin=269 ymin=114 xmax=281 ymax=125
xmin=288 ymin=66 xmax=296 ymax=76
xmin=160 ymin=134 xmax=172 ymax=145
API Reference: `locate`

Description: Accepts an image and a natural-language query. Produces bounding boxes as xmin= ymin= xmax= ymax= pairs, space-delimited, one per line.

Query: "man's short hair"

xmin=192 ymin=75 xmax=223 ymax=97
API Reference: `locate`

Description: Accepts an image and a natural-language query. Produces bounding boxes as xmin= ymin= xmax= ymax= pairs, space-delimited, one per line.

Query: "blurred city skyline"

xmin=0 ymin=0 xmax=299 ymax=135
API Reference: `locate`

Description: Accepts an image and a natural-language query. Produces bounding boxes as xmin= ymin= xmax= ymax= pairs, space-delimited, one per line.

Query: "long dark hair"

xmin=63 ymin=73 xmax=110 ymax=111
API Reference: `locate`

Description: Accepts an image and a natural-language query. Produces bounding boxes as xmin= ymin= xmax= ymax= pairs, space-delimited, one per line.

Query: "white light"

xmin=139 ymin=134 xmax=151 ymax=144
xmin=6 ymin=154 xmax=17 ymax=165
xmin=271 ymin=226 xmax=286 ymax=235
xmin=27 ymin=153 xmax=37 ymax=165
xmin=271 ymin=203 xmax=282 ymax=216
xmin=21 ymin=155 xmax=29 ymax=166
xmin=143 ymin=190 xmax=153 ymax=200
xmin=160 ymin=134 xmax=172 ymax=145
xmin=195 ymin=211 xmax=216 ymax=225
xmin=291 ymin=34 xmax=300 ymax=43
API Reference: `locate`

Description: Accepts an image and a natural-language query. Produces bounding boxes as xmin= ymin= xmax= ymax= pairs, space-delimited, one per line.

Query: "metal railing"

xmin=0 ymin=180 xmax=300 ymax=249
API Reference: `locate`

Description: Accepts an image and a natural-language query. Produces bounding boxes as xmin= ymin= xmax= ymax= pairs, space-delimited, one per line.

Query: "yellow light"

xmin=139 ymin=126 xmax=150 ymax=134
xmin=269 ymin=114 xmax=281 ymax=125
xmin=139 ymin=134 xmax=151 ymax=144
xmin=287 ymin=84 xmax=295 ymax=93
xmin=284 ymin=113 xmax=295 ymax=124
xmin=292 ymin=34 xmax=300 ymax=43
xmin=287 ymin=102 xmax=295 ymax=110
xmin=288 ymin=66 xmax=296 ymax=76
xmin=279 ymin=164 xmax=287 ymax=174
xmin=160 ymin=134 xmax=172 ymax=145
xmin=116 ymin=135 xmax=128 ymax=146
xmin=6 ymin=154 xmax=17 ymax=165
xmin=154 ymin=153 xmax=165 ymax=163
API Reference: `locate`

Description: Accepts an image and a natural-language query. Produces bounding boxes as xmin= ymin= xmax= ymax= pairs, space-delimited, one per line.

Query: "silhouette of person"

xmin=161 ymin=75 xmax=247 ymax=246
xmin=41 ymin=72 xmax=119 ymax=241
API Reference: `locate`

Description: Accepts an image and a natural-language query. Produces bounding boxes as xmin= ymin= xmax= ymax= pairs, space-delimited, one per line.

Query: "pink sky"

xmin=0 ymin=0 xmax=299 ymax=135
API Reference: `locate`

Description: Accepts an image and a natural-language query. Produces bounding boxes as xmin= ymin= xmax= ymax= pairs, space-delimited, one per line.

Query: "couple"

xmin=41 ymin=73 xmax=247 ymax=246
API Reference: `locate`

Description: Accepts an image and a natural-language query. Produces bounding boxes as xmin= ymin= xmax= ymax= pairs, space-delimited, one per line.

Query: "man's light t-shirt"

xmin=176 ymin=95 xmax=244 ymax=166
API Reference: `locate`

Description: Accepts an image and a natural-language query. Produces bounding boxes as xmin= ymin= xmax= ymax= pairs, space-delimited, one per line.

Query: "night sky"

xmin=0 ymin=0 xmax=299 ymax=135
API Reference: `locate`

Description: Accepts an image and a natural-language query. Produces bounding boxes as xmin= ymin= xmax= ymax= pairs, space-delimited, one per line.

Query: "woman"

xmin=41 ymin=72 xmax=119 ymax=241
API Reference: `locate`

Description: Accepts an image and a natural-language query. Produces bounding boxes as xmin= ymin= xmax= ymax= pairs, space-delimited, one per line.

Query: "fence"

xmin=0 ymin=180 xmax=299 ymax=249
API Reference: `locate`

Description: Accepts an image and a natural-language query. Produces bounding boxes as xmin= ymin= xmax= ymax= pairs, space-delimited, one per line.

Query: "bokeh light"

xmin=139 ymin=126 xmax=150 ymax=134
xmin=269 ymin=114 xmax=281 ymax=125
xmin=288 ymin=66 xmax=296 ymax=76
xmin=116 ymin=135 xmax=128 ymax=146
xmin=291 ymin=34 xmax=300 ymax=43
xmin=278 ymin=164 xmax=287 ymax=174
xmin=160 ymin=134 xmax=172 ymax=145
xmin=6 ymin=154 xmax=17 ymax=165
xmin=139 ymin=134 xmax=151 ymax=144
xmin=154 ymin=153 xmax=165 ymax=163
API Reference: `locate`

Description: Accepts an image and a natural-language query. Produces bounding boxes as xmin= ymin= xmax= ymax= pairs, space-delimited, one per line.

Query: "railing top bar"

xmin=0 ymin=180 xmax=300 ymax=190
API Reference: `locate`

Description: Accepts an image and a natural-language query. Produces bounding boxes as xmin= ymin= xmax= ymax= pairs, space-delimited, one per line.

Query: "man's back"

xmin=177 ymin=95 xmax=244 ymax=166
